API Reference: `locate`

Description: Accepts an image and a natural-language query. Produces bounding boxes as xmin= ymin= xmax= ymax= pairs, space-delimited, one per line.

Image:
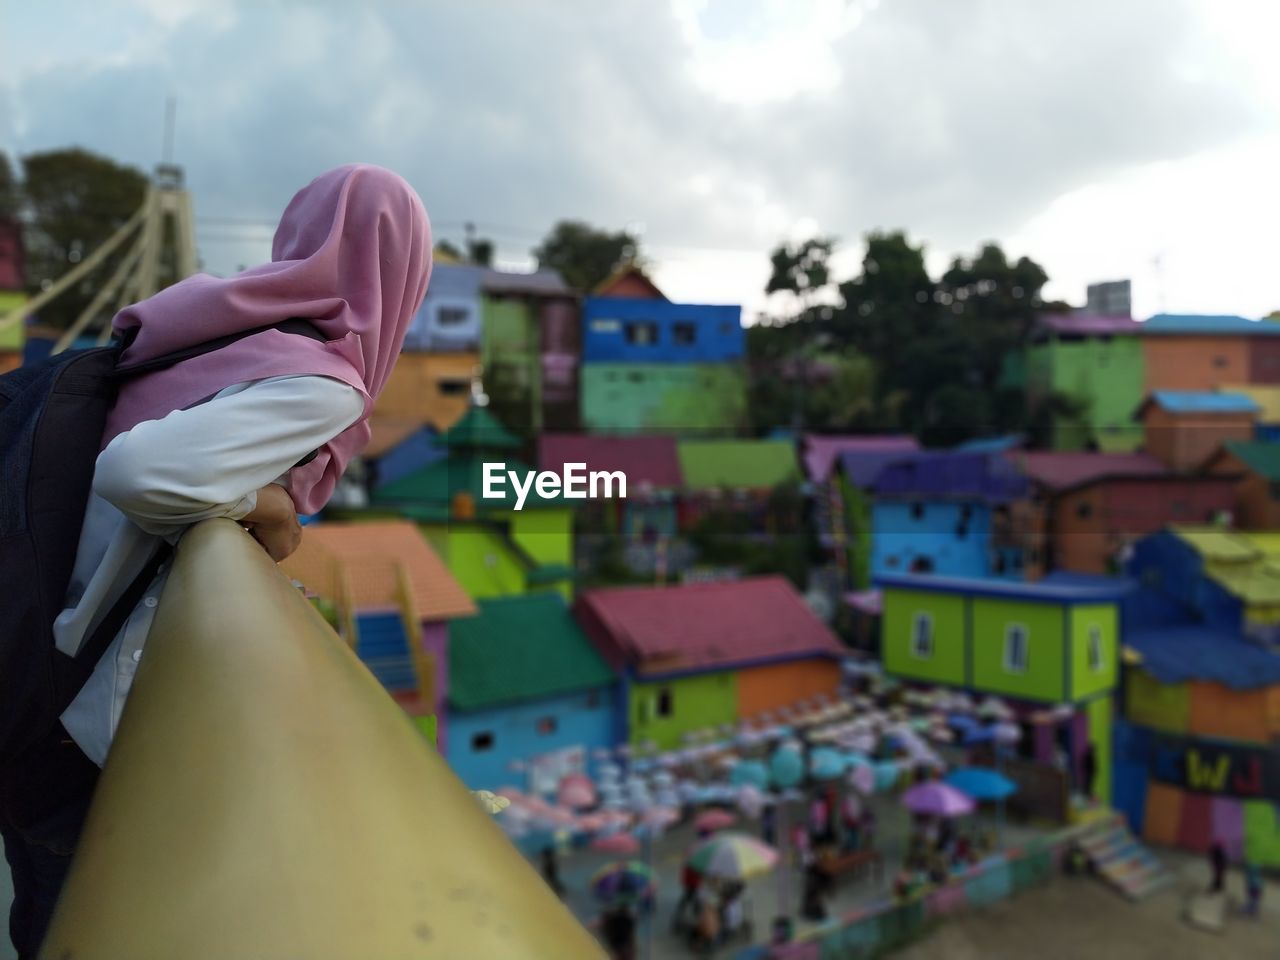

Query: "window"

xmin=1087 ymin=625 xmax=1104 ymax=673
xmin=471 ymin=731 xmax=494 ymax=752
xmin=536 ymin=716 xmax=558 ymax=736
xmin=910 ymin=612 xmax=933 ymax=659
xmin=1004 ymin=624 xmax=1029 ymax=673
xmin=591 ymin=318 xmax=622 ymax=334
xmin=1269 ymin=481 xmax=1280 ymax=501
xmin=1075 ymin=500 xmax=1093 ymax=520
xmin=1213 ymin=355 xmax=1228 ymax=368
xmin=960 ymin=505 xmax=973 ymax=522
xmin=585 ymin=691 xmax=600 ymax=709
xmin=436 ymin=378 xmax=470 ymax=396
xmin=436 ymin=305 xmax=472 ymax=327
xmin=910 ymin=502 xmax=925 ymax=521
xmin=656 ymin=687 xmax=674 ymax=717
xmin=673 ymin=322 xmax=697 ymax=345
xmin=625 ymin=321 xmax=658 ymax=345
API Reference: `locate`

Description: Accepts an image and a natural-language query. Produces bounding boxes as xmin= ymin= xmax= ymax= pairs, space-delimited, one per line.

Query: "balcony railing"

xmin=41 ymin=519 xmax=603 ymax=960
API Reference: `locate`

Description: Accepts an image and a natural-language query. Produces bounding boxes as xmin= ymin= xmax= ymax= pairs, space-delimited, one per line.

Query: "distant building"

xmin=1086 ymin=279 xmax=1131 ymax=316
xmin=1134 ymin=391 xmax=1259 ymax=473
xmin=1140 ymin=314 xmax=1280 ymax=393
xmin=1204 ymin=440 xmax=1280 ymax=529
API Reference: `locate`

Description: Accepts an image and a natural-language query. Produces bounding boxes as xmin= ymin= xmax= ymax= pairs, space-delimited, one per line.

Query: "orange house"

xmin=1204 ymin=441 xmax=1280 ymax=530
xmin=374 ymin=351 xmax=478 ymax=431
xmin=1139 ymin=314 xmax=1280 ymax=393
xmin=1135 ymin=392 xmax=1257 ymax=473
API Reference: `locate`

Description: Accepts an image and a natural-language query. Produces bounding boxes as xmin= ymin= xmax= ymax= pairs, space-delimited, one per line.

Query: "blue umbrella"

xmin=809 ymin=747 xmax=846 ymax=780
xmin=729 ymin=759 xmax=770 ymax=789
xmin=945 ymin=767 xmax=1016 ymax=801
xmin=768 ymin=746 xmax=804 ymax=789
xmin=872 ymin=760 xmax=900 ymax=792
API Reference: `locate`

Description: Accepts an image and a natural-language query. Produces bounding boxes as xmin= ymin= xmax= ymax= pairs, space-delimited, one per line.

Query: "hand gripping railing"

xmin=40 ymin=519 xmax=604 ymax=960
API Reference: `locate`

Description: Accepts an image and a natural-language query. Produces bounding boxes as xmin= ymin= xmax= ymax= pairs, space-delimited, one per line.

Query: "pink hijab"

xmin=105 ymin=164 xmax=431 ymax=514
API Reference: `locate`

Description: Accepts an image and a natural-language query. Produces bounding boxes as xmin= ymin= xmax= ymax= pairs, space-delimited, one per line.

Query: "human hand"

xmin=242 ymin=483 xmax=302 ymax=562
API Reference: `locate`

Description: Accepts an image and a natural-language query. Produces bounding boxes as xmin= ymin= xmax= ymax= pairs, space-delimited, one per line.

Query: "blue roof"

xmin=954 ymin=434 xmax=1023 ymax=454
xmin=1143 ymin=391 xmax=1260 ymax=415
xmin=1140 ymin=314 xmax=1280 ymax=336
xmin=1126 ymin=626 xmax=1280 ymax=690
xmin=874 ymin=451 xmax=1029 ymax=502
xmin=875 ymin=572 xmax=1132 ymax=604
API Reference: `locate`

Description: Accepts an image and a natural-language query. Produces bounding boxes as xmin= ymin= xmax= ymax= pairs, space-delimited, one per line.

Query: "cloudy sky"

xmin=3 ymin=0 xmax=1278 ymax=321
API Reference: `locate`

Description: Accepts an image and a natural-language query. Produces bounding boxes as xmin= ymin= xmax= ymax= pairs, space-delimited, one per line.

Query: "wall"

xmin=1033 ymin=335 xmax=1145 ymax=451
xmin=1143 ymin=336 xmax=1250 ymax=393
xmin=1142 ymin=407 xmax=1256 ymax=473
xmin=1188 ymin=682 xmax=1274 ymax=742
xmin=1249 ymin=338 xmax=1280 ymax=384
xmin=881 ymin=588 xmax=967 ymax=686
xmin=423 ymin=524 xmax=528 ymax=599
xmin=1125 ymin=669 xmax=1190 ymax=733
xmin=483 ymin=296 xmax=541 ymax=435
xmin=375 ymin=352 xmax=478 ymax=430
xmin=582 ymin=297 xmax=743 ymax=363
xmin=0 ymin=291 xmax=25 ymax=351
xmin=446 ymin=687 xmax=616 ymax=791
xmin=629 ymin=672 xmax=737 ymax=749
xmin=1070 ymin=604 xmax=1118 ymax=701
xmin=508 ymin=508 xmax=574 ymax=600
xmin=420 ymin=621 xmax=449 ymax=754
xmin=580 ymin=363 xmax=747 ymax=434
xmin=839 ymin=477 xmax=873 ymax=590
xmin=1208 ymin=452 xmax=1280 ymax=530
xmin=1085 ymin=696 xmax=1112 ymax=804
xmin=736 ymin=658 xmax=842 ymax=718
xmin=970 ymin=599 xmax=1066 ymax=702
xmin=403 ymin=263 xmax=484 ymax=351
xmin=871 ymin=500 xmax=1001 ymax=579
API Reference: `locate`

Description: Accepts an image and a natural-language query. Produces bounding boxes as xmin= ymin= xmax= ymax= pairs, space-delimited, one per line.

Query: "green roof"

xmin=447 ymin=592 xmax=615 ymax=711
xmin=1222 ymin=440 xmax=1280 ymax=481
xmin=372 ymin=455 xmax=562 ymax=512
xmin=1172 ymin=526 xmax=1280 ymax=605
xmin=440 ymin=406 xmax=521 ymax=449
xmin=676 ymin=440 xmax=801 ymax=490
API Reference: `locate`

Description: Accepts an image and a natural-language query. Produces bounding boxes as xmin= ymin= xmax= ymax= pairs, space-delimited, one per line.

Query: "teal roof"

xmin=447 ymin=593 xmax=615 ymax=711
xmin=439 ymin=406 xmax=522 ymax=449
xmin=1221 ymin=440 xmax=1280 ymax=481
xmin=372 ymin=455 xmax=563 ymax=512
xmin=1140 ymin=314 xmax=1280 ymax=336
xmin=1141 ymin=391 xmax=1260 ymax=415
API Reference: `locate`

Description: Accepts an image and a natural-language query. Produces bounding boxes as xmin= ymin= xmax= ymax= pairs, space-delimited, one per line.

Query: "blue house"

xmin=582 ymin=297 xmax=743 ymax=363
xmin=445 ymin=592 xmax=618 ymax=792
xmin=402 ymin=262 xmax=486 ymax=351
xmin=870 ymin=451 xmax=1029 ymax=580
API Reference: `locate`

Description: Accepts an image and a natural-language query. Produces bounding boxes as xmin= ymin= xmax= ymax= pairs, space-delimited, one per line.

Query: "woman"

xmin=0 ymin=164 xmax=430 ymax=960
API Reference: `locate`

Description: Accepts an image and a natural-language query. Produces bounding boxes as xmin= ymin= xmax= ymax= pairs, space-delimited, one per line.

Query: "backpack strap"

xmin=112 ymin=318 xmax=328 ymax=378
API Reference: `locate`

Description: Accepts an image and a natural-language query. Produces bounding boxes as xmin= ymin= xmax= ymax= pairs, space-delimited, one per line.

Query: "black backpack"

xmin=0 ymin=319 xmax=324 ymax=772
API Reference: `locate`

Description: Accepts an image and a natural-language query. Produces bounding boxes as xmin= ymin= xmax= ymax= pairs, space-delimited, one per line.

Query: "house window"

xmin=592 ymin=318 xmax=622 ymax=333
xmin=625 ymin=321 xmax=658 ymax=345
xmin=1004 ymin=624 xmax=1029 ymax=673
xmin=436 ymin=305 xmax=472 ymax=327
xmin=471 ymin=731 xmax=495 ymax=752
xmin=656 ymin=687 xmax=674 ymax=717
xmin=673 ymin=322 xmax=697 ymax=345
xmin=536 ymin=716 xmax=558 ymax=736
xmin=910 ymin=502 xmax=925 ymax=521
xmin=910 ymin=612 xmax=933 ymax=659
xmin=1087 ymin=625 xmax=1104 ymax=673
xmin=1076 ymin=500 xmax=1093 ymax=520
xmin=1213 ymin=355 xmax=1228 ymax=368
xmin=1269 ymin=481 xmax=1280 ymax=501
xmin=585 ymin=691 xmax=600 ymax=709
xmin=436 ymin=378 xmax=470 ymax=396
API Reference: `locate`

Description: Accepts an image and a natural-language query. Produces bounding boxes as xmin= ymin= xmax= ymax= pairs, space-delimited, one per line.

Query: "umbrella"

xmin=729 ymin=759 xmax=770 ymax=790
xmin=640 ymin=805 xmax=679 ymax=832
xmin=557 ymin=773 xmax=596 ymax=809
xmin=945 ymin=767 xmax=1017 ymax=801
xmin=809 ymin=747 xmax=846 ymax=780
xmin=768 ymin=746 xmax=804 ymax=789
xmin=686 ymin=832 xmax=779 ymax=880
xmin=592 ymin=832 xmax=641 ymax=855
xmin=993 ymin=721 xmax=1022 ymax=744
xmin=591 ymin=860 xmax=656 ymax=908
xmin=694 ymin=808 xmax=736 ymax=833
xmin=901 ymin=781 xmax=976 ymax=818
xmin=736 ymin=785 xmax=765 ymax=819
xmin=849 ymin=762 xmax=875 ymax=796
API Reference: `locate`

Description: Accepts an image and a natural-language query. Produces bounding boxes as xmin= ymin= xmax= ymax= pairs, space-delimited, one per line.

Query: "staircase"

xmin=1077 ymin=815 xmax=1174 ymax=901
xmin=354 ymin=612 xmax=419 ymax=693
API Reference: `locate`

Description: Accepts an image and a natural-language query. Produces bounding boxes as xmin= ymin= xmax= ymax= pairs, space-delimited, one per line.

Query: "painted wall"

xmin=446 ymin=686 xmax=617 ymax=791
xmin=423 ymin=524 xmax=528 ymax=599
xmin=580 ymin=363 xmax=747 ymax=434
xmin=1125 ymin=669 xmax=1190 ymax=733
xmin=375 ymin=351 xmax=478 ymax=431
xmin=1208 ymin=452 xmax=1280 ymax=530
xmin=881 ymin=588 xmax=967 ymax=686
xmin=629 ymin=672 xmax=737 ymax=749
xmin=872 ymin=500 xmax=1017 ymax=579
xmin=1086 ymin=696 xmax=1112 ymax=804
xmin=403 ymin=263 xmax=484 ymax=351
xmin=0 ymin=291 xmax=25 ymax=351
xmin=1187 ymin=682 xmax=1277 ymax=743
xmin=1070 ymin=604 xmax=1119 ymax=701
xmin=582 ymin=297 xmax=743 ymax=363
xmin=736 ymin=658 xmax=842 ymax=718
xmin=483 ymin=296 xmax=542 ymax=435
xmin=1143 ymin=336 xmax=1250 ymax=393
xmin=1249 ymin=338 xmax=1280 ymax=384
xmin=970 ymin=599 xmax=1066 ymax=702
xmin=1027 ymin=335 xmax=1145 ymax=451
xmin=1141 ymin=407 xmax=1256 ymax=473
xmin=838 ymin=477 xmax=873 ymax=590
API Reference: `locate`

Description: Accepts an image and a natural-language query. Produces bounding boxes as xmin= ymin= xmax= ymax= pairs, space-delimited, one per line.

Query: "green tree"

xmin=20 ymin=148 xmax=148 ymax=329
xmin=0 ymin=152 xmax=18 ymax=219
xmin=532 ymin=220 xmax=638 ymax=292
xmin=766 ymin=236 xmax=836 ymax=307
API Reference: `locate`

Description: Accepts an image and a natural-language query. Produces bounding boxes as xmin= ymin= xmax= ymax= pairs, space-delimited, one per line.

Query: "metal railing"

xmin=41 ymin=519 xmax=604 ymax=960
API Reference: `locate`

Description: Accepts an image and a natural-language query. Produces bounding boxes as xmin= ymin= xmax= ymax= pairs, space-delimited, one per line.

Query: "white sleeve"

xmin=93 ymin=376 xmax=364 ymax=536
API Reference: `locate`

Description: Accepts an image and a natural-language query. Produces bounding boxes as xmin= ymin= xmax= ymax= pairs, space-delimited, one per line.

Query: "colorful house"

xmin=445 ymin=592 xmax=618 ymax=792
xmin=827 ymin=439 xmax=924 ymax=590
xmin=1203 ymin=440 xmax=1280 ymax=530
xmin=878 ymin=573 xmax=1129 ymax=807
xmin=1217 ymin=384 xmax=1280 ymax=441
xmin=372 ymin=407 xmax=575 ymax=600
xmin=374 ymin=351 xmax=478 ymax=433
xmin=361 ymin=417 xmax=446 ymax=492
xmin=1025 ymin=312 xmax=1146 ymax=451
xmin=870 ymin=451 xmax=1030 ymax=580
xmin=1012 ymin=452 xmax=1236 ymax=576
xmin=575 ymin=577 xmax=845 ymax=748
xmin=676 ymin=438 xmax=803 ymax=537
xmin=1134 ymin=391 xmax=1258 ymax=473
xmin=579 ymin=273 xmax=746 ymax=435
xmin=1139 ymin=313 xmax=1280 ymax=393
xmin=280 ymin=520 xmax=476 ymax=746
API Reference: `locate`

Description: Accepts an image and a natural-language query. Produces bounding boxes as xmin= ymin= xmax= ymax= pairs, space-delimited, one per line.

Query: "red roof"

xmin=1010 ymin=451 xmax=1165 ymax=493
xmin=539 ymin=434 xmax=683 ymax=490
xmin=575 ymin=576 xmax=843 ymax=677
xmin=1037 ymin=313 xmax=1141 ymax=336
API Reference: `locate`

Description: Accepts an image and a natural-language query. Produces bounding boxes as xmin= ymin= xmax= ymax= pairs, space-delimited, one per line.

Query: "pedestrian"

xmin=540 ymin=846 xmax=565 ymax=898
xmin=800 ymin=864 xmax=828 ymax=922
xmin=761 ymin=801 xmax=777 ymax=847
xmin=1243 ymin=862 xmax=1263 ymax=917
xmin=1209 ymin=841 xmax=1228 ymax=893
xmin=693 ymin=882 xmax=720 ymax=952
xmin=600 ymin=903 xmax=637 ymax=960
xmin=671 ymin=861 xmax=701 ymax=934
xmin=0 ymin=164 xmax=431 ymax=960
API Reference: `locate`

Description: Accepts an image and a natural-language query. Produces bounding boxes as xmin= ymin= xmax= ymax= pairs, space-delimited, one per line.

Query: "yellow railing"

xmin=41 ymin=519 xmax=604 ymax=960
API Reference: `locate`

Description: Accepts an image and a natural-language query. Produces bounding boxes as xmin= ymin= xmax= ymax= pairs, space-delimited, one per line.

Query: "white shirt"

xmin=56 ymin=375 xmax=364 ymax=765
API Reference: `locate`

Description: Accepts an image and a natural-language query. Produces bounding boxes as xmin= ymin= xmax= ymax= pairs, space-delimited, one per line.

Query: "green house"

xmin=879 ymin=572 xmax=1129 ymax=804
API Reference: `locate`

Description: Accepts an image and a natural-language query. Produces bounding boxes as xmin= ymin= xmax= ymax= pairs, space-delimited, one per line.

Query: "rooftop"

xmin=876 ymin=571 xmax=1132 ymax=604
xmin=1011 ymin=451 xmax=1166 ymax=493
xmin=372 ymin=455 xmax=562 ymax=514
xmin=676 ymin=439 xmax=801 ymax=491
xmin=1139 ymin=314 xmax=1280 ymax=336
xmin=1216 ymin=440 xmax=1280 ymax=481
xmin=1126 ymin=626 xmax=1280 ymax=690
xmin=438 ymin=406 xmax=522 ymax=449
xmin=448 ymin=592 xmax=615 ymax=711
xmin=803 ymin=434 xmax=918 ymax=484
xmin=539 ymin=434 xmax=682 ymax=489
xmin=873 ymin=451 xmax=1029 ymax=502
xmin=1137 ymin=391 xmax=1260 ymax=417
xmin=577 ymin=575 xmax=843 ymax=676
xmin=1037 ymin=312 xmax=1143 ymax=336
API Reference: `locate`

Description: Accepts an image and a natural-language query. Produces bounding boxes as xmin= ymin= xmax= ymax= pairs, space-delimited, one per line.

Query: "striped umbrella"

xmin=686 ymin=832 xmax=779 ymax=880
xmin=591 ymin=860 xmax=656 ymax=908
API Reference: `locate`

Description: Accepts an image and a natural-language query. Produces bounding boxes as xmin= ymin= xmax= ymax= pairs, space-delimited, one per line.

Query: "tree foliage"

xmin=0 ymin=152 xmax=18 ymax=220
xmin=533 ymin=220 xmax=639 ymax=292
